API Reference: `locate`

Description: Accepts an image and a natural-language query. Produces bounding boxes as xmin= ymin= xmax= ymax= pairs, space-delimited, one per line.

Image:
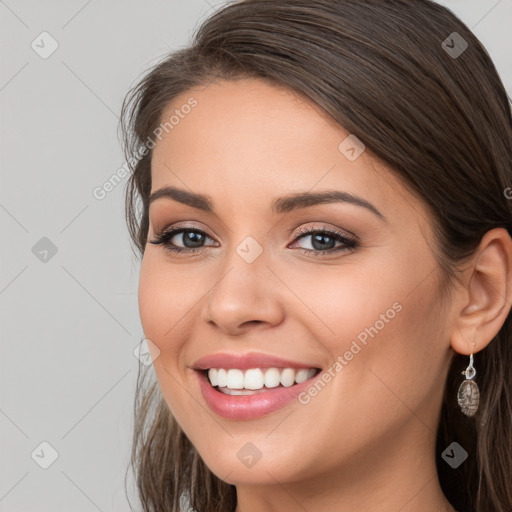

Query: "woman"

xmin=119 ymin=1 xmax=512 ymax=510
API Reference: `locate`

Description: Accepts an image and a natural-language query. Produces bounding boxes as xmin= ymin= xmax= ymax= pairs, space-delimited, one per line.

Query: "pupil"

xmin=312 ymin=234 xmax=335 ymax=250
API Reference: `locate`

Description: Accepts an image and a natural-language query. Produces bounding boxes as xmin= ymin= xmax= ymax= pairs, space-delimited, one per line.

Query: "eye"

xmin=148 ymin=225 xmax=218 ymax=254
xmin=148 ymin=224 xmax=358 ymax=257
xmin=290 ymin=226 xmax=358 ymax=256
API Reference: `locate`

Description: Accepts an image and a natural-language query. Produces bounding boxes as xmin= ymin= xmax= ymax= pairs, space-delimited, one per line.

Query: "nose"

xmin=200 ymin=249 xmax=285 ymax=335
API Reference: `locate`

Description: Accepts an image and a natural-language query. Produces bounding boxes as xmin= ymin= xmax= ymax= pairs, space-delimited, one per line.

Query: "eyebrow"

xmin=149 ymin=186 xmax=386 ymax=221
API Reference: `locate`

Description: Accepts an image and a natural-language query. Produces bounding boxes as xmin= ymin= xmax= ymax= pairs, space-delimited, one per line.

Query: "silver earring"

xmin=457 ymin=350 xmax=480 ymax=417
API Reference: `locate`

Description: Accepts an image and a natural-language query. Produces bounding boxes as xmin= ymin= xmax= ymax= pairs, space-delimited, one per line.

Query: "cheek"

xmin=265 ymin=266 xmax=445 ymax=467
xmin=137 ymin=254 xmax=200 ymax=418
xmin=288 ymin=255 xmax=446 ymax=404
xmin=138 ymin=253 xmax=199 ymax=348
xmin=138 ymin=257 xmax=166 ymax=344
xmin=137 ymin=254 xmax=196 ymax=402
xmin=336 ymin=267 xmax=447 ymax=413
xmin=283 ymin=259 xmax=406 ymax=347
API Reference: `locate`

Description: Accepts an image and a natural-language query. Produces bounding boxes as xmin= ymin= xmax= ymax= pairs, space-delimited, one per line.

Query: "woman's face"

xmin=139 ymin=78 xmax=454 ymax=485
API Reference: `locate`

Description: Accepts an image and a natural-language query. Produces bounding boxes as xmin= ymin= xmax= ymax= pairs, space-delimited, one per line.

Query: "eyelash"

xmin=149 ymin=224 xmax=358 ymax=257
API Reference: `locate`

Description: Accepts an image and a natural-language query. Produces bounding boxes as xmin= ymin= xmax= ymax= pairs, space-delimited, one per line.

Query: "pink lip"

xmin=191 ymin=351 xmax=317 ymax=370
xmin=194 ymin=370 xmax=320 ymax=420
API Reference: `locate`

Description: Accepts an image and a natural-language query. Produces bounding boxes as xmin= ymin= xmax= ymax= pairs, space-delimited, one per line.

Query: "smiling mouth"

xmin=203 ymin=367 xmax=322 ymax=395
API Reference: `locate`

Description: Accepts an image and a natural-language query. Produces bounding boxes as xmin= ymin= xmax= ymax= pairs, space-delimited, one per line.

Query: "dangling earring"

xmin=457 ymin=345 xmax=480 ymax=417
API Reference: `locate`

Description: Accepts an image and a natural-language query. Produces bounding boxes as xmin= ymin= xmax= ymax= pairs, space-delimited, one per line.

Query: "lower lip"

xmin=195 ymin=370 xmax=319 ymax=420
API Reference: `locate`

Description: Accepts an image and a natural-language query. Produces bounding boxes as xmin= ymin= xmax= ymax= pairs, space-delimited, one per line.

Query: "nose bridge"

xmin=209 ymin=234 xmax=267 ymax=308
xmin=217 ymin=232 xmax=268 ymax=289
xmin=201 ymin=233 xmax=284 ymax=332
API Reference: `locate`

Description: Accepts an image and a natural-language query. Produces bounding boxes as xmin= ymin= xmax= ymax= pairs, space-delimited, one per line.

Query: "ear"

xmin=451 ymin=228 xmax=512 ymax=355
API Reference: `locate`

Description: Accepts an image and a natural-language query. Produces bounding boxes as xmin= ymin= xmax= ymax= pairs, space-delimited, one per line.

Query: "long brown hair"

xmin=119 ymin=1 xmax=512 ymax=510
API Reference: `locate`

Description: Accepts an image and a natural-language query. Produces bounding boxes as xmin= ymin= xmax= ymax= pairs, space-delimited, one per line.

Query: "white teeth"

xmin=244 ymin=368 xmax=265 ymax=390
xmin=206 ymin=367 xmax=318 ymax=390
xmin=264 ymin=368 xmax=281 ymax=388
xmin=295 ymin=368 xmax=310 ymax=384
xmin=217 ymin=368 xmax=227 ymax=388
xmin=280 ymin=368 xmax=295 ymax=387
xmin=226 ymin=369 xmax=244 ymax=389
xmin=208 ymin=368 xmax=217 ymax=386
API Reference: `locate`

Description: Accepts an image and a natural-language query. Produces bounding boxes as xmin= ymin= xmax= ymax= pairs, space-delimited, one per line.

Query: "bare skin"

xmin=138 ymin=78 xmax=512 ymax=512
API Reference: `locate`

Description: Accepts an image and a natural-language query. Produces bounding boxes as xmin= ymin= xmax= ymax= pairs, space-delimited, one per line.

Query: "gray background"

xmin=1 ymin=1 xmax=511 ymax=511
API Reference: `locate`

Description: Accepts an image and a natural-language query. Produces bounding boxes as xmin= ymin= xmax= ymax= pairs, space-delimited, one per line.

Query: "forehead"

xmin=150 ymin=78 xmax=429 ymax=228
xmin=153 ymin=78 xmax=347 ymax=168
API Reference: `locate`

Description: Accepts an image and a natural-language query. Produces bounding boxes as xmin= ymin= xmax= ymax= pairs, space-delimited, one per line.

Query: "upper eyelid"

xmin=293 ymin=224 xmax=356 ymax=239
xmin=152 ymin=221 xmax=215 ymax=239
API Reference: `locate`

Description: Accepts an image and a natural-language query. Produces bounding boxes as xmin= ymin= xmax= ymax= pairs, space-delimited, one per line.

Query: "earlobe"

xmin=451 ymin=227 xmax=512 ymax=355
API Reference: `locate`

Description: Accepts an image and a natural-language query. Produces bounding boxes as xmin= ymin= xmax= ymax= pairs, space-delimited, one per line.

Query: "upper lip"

xmin=191 ymin=352 xmax=319 ymax=371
